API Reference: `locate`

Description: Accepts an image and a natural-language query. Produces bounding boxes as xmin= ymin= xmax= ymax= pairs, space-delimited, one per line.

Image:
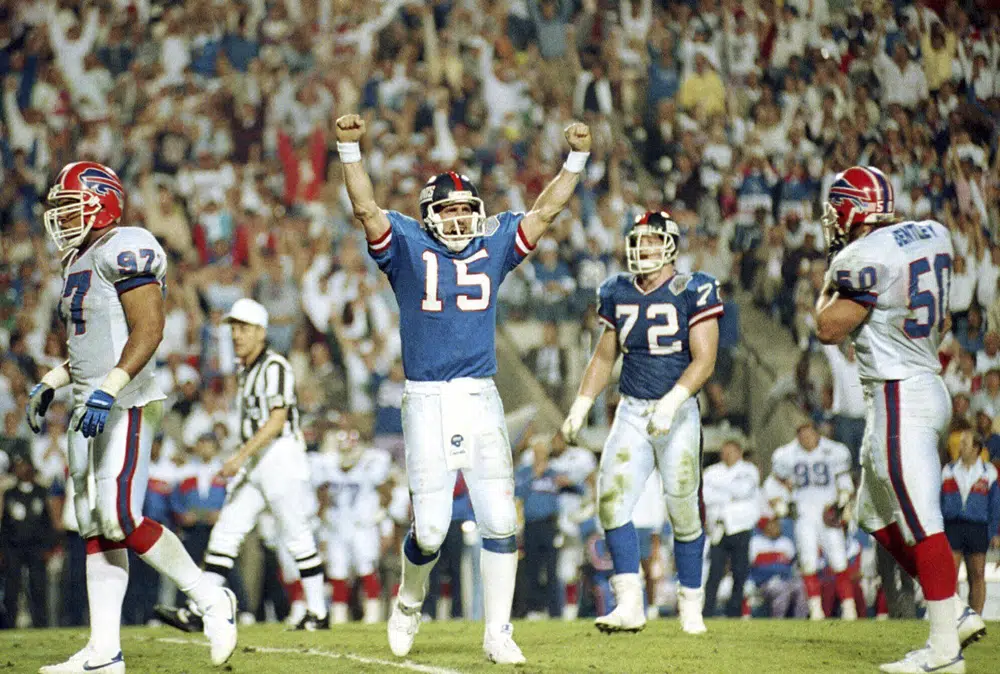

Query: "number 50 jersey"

xmin=829 ymin=220 xmax=953 ymax=383
xmin=598 ymin=271 xmax=722 ymax=400
xmin=59 ymin=226 xmax=167 ymax=409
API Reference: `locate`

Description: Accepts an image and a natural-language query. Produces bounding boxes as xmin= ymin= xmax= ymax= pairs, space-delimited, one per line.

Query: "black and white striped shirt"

xmin=237 ymin=348 xmax=300 ymax=443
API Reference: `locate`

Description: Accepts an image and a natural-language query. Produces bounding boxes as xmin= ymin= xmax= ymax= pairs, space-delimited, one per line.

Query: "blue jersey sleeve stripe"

xmin=838 ymin=287 xmax=878 ymax=307
xmin=115 ymin=273 xmax=158 ymax=295
xmin=689 ymin=303 xmax=723 ymax=327
xmin=368 ymin=227 xmax=392 ymax=253
xmin=514 ymin=224 xmax=535 ymax=258
xmin=598 ymin=313 xmax=615 ymax=329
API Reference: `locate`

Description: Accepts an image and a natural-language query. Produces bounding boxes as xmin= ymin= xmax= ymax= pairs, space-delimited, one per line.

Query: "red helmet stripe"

xmin=447 ymin=172 xmax=464 ymax=190
xmin=639 ymin=212 xmax=651 ymax=224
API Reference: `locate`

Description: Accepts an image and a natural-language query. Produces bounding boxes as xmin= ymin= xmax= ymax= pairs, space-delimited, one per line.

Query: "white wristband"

xmin=41 ymin=363 xmax=71 ymax=389
xmin=100 ymin=367 xmax=132 ymax=397
xmin=337 ymin=141 xmax=361 ymax=164
xmin=563 ymin=151 xmax=590 ymax=173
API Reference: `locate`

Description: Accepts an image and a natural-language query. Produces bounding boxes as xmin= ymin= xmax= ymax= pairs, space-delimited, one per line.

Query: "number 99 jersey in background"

xmin=59 ymin=227 xmax=167 ymax=409
xmin=368 ymin=210 xmax=534 ymax=382
xmin=828 ymin=220 xmax=953 ymax=383
xmin=597 ymin=271 xmax=723 ymax=400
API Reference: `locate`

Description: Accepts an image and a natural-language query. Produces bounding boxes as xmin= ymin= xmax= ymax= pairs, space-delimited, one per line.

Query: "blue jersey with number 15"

xmin=598 ymin=271 xmax=723 ymax=400
xmin=368 ymin=210 xmax=535 ymax=381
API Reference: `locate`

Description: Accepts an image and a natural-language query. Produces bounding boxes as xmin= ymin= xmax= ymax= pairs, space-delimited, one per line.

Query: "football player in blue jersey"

xmin=562 ymin=211 xmax=722 ymax=635
xmin=335 ymin=113 xmax=591 ymax=664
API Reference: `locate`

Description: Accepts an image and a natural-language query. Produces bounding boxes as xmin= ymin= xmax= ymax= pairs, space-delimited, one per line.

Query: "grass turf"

xmin=2 ymin=619 xmax=997 ymax=673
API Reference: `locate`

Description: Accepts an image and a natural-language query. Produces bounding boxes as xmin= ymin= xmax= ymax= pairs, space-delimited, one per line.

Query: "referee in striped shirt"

xmin=156 ymin=299 xmax=330 ymax=631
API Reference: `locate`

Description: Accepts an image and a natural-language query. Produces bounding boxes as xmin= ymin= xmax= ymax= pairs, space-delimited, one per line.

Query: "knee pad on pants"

xmin=412 ymin=514 xmax=450 ymax=555
xmin=207 ymin=526 xmax=242 ymax=560
xmin=283 ymin=529 xmax=319 ymax=562
xmin=665 ymin=487 xmax=702 ymax=542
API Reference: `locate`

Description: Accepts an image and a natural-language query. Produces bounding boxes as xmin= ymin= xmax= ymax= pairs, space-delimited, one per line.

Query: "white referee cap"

xmin=224 ymin=298 xmax=269 ymax=329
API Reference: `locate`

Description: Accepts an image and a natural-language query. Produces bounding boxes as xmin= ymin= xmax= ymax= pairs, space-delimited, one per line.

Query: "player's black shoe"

xmin=154 ymin=603 xmax=204 ymax=633
xmin=290 ymin=611 xmax=331 ymax=631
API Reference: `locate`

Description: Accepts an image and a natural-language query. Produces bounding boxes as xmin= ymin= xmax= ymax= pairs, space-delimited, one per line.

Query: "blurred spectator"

xmin=822 ymin=343 xmax=866 ymax=464
xmin=1 ymin=454 xmax=53 ymax=628
xmin=516 ymin=435 xmax=568 ymax=619
xmin=941 ymin=427 xmax=1000 ymax=614
xmin=531 ymin=239 xmax=575 ymax=322
xmin=527 ymin=321 xmax=570 ymax=403
xmin=975 ymin=333 xmax=1000 ymax=374
xmin=702 ymin=441 xmax=760 ymax=618
xmin=749 ymin=517 xmax=805 ymax=619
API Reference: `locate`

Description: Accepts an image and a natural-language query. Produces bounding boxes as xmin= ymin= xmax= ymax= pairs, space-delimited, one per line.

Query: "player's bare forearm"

xmin=675 ymin=319 xmax=719 ymax=395
xmin=577 ymin=329 xmax=618 ymax=399
xmin=521 ymin=168 xmax=582 ymax=245
xmin=118 ymin=283 xmax=165 ymax=379
xmin=342 ymin=161 xmax=390 ymax=242
xmin=815 ymin=296 xmax=870 ymax=345
xmin=237 ymin=406 xmax=289 ymax=461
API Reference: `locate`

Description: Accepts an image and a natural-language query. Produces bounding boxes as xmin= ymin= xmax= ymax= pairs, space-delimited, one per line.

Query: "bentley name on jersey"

xmin=368 ymin=210 xmax=534 ymax=382
xmin=598 ymin=271 xmax=723 ymax=400
xmin=59 ymin=227 xmax=167 ymax=409
xmin=829 ymin=220 xmax=953 ymax=383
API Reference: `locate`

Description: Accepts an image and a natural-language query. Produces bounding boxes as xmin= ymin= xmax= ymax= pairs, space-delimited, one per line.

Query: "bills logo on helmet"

xmin=78 ymin=167 xmax=125 ymax=200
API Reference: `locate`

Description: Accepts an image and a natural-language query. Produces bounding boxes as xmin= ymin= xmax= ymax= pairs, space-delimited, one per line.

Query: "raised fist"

xmin=564 ymin=122 xmax=592 ymax=152
xmin=336 ymin=114 xmax=366 ymax=143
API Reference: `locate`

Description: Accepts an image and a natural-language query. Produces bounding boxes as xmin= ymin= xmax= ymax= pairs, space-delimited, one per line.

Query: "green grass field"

xmin=2 ymin=620 xmax=998 ymax=674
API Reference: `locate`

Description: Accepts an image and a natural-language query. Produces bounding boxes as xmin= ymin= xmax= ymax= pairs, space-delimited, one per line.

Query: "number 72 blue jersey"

xmin=597 ymin=271 xmax=723 ymax=400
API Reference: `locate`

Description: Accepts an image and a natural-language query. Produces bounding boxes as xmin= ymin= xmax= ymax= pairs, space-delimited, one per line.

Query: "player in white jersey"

xmin=313 ymin=428 xmax=391 ymax=624
xmin=26 ymin=162 xmax=236 ymax=673
xmin=766 ymin=421 xmax=855 ymax=621
xmin=156 ymin=299 xmax=329 ymax=632
xmin=816 ymin=166 xmax=984 ymax=674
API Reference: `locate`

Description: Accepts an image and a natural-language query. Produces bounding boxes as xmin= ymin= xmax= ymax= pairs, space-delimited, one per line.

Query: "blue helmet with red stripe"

xmin=823 ymin=166 xmax=895 ymax=241
xmin=626 ymin=211 xmax=680 ymax=274
xmin=418 ymin=172 xmax=486 ymax=252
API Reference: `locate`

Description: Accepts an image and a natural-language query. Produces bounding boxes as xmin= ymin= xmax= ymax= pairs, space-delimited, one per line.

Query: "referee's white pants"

xmin=205 ymin=436 xmax=320 ymax=574
xmin=402 ymin=377 xmax=516 ymax=554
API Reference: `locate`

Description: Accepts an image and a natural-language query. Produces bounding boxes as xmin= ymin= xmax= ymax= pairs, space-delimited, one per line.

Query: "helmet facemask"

xmin=43 ymin=189 xmax=101 ymax=251
xmin=425 ymin=194 xmax=486 ymax=252
xmin=626 ymin=225 xmax=678 ymax=274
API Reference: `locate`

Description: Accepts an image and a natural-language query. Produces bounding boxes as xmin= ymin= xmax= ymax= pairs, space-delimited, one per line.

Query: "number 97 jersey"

xmin=597 ymin=271 xmax=722 ymax=400
xmin=829 ymin=220 xmax=953 ymax=383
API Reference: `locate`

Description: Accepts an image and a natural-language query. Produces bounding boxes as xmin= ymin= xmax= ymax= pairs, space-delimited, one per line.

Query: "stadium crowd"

xmin=2 ymin=0 xmax=1000 ymax=628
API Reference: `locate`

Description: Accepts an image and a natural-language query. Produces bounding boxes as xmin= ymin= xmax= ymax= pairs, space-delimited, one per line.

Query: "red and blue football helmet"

xmin=418 ymin=171 xmax=486 ymax=251
xmin=44 ymin=161 xmax=125 ymax=251
xmin=822 ymin=165 xmax=895 ymax=242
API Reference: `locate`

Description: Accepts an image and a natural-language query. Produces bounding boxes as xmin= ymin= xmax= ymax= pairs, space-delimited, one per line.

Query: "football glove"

xmin=26 ymin=383 xmax=56 ymax=434
xmin=646 ymin=385 xmax=691 ymax=437
xmin=71 ymin=390 xmax=116 ymax=438
xmin=561 ymin=395 xmax=594 ymax=444
xmin=823 ymin=504 xmax=844 ymax=528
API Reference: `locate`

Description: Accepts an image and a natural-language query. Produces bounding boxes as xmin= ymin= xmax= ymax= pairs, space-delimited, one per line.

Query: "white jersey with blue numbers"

xmin=368 ymin=210 xmax=534 ymax=381
xmin=597 ymin=271 xmax=723 ymax=400
xmin=829 ymin=220 xmax=953 ymax=383
xmin=59 ymin=226 xmax=167 ymax=409
xmin=770 ymin=439 xmax=853 ymax=516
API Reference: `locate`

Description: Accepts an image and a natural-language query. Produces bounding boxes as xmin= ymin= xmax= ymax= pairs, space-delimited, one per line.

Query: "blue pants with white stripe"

xmin=857 ymin=374 xmax=950 ymax=545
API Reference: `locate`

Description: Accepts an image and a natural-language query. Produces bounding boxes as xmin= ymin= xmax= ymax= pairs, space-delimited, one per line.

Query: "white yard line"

xmin=153 ymin=637 xmax=465 ymax=674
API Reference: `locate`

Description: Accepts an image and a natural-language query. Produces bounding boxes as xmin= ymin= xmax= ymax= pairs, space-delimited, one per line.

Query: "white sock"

xmin=927 ymin=597 xmax=960 ymax=658
xmin=139 ymin=527 xmax=218 ymax=610
xmin=87 ymin=548 xmax=128 ymax=660
xmin=481 ymin=549 xmax=517 ymax=629
xmin=301 ymin=574 xmax=328 ymax=618
xmin=399 ymin=553 xmax=437 ymax=607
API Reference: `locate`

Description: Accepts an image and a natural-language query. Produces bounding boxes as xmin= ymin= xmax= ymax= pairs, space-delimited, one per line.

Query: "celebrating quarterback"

xmin=335 ymin=113 xmax=590 ymax=664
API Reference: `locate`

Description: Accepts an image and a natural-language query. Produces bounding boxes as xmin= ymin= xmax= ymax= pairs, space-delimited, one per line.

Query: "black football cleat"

xmin=154 ymin=603 xmax=205 ymax=633
xmin=289 ymin=611 xmax=331 ymax=631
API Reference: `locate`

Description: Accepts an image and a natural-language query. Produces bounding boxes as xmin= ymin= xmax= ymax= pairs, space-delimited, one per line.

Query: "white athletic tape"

xmin=154 ymin=637 xmax=464 ymax=674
